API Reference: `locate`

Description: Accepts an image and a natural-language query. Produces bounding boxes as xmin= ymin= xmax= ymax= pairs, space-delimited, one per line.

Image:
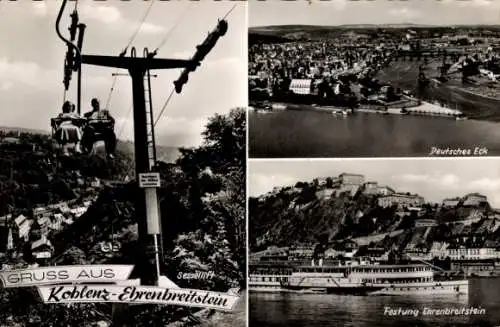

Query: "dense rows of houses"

xmin=254 ymin=228 xmax=500 ymax=265
xmin=252 ymin=204 xmax=498 ymax=273
xmin=0 ymin=192 xmax=100 ymax=262
xmin=251 ymin=25 xmax=500 ymax=109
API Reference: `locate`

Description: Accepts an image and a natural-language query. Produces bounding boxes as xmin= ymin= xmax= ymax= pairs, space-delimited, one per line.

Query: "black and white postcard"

xmin=249 ymin=0 xmax=500 ymax=158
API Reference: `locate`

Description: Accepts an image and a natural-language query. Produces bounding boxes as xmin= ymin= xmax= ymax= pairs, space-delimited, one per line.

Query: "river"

xmin=249 ymin=278 xmax=500 ymax=327
xmin=249 ymin=110 xmax=500 ymax=158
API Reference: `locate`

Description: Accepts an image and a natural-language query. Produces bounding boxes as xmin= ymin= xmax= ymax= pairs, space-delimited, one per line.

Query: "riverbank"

xmin=252 ymin=100 xmax=465 ymax=119
xmin=374 ymin=59 xmax=500 ymax=122
xmin=423 ymin=84 xmax=500 ymax=122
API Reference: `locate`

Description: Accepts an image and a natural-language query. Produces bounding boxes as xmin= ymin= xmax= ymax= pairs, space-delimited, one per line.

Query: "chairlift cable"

xmin=153 ymin=88 xmax=174 ymax=127
xmin=153 ymin=2 xmax=193 ymax=55
xmin=104 ymin=77 xmax=119 ymax=110
xmin=152 ymin=4 xmax=238 ymax=128
xmin=223 ymin=3 xmax=238 ymax=20
xmin=128 ymin=5 xmax=237 ymax=177
xmin=117 ymin=103 xmax=132 ymax=140
xmin=122 ymin=0 xmax=155 ymax=53
xmin=106 ymin=0 xmax=155 ymax=110
xmin=116 ymin=103 xmax=133 ymax=177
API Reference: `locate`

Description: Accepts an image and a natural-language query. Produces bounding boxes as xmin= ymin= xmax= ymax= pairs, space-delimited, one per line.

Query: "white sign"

xmin=0 ymin=265 xmax=134 ymax=288
xmin=139 ymin=173 xmax=161 ymax=188
xmin=37 ymin=285 xmax=240 ymax=311
xmin=1 ymin=264 xmax=241 ymax=312
xmin=34 ymin=252 xmax=52 ymax=259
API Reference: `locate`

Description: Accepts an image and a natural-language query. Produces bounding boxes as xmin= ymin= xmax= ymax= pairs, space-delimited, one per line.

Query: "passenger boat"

xmin=248 ymin=260 xmax=294 ymax=292
xmin=280 ymin=261 xmax=468 ymax=296
xmin=249 ymin=273 xmax=291 ymax=292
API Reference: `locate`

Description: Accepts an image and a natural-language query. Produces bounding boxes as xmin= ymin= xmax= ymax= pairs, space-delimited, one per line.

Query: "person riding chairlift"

xmin=83 ymin=98 xmax=117 ymax=159
xmin=55 ymin=101 xmax=83 ymax=156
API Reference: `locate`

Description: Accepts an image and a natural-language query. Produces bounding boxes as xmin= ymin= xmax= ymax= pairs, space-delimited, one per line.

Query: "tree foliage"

xmin=0 ymin=107 xmax=246 ymax=326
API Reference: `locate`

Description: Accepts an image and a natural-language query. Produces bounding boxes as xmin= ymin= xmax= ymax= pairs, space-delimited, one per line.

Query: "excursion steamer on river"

xmin=249 ymin=257 xmax=469 ymax=296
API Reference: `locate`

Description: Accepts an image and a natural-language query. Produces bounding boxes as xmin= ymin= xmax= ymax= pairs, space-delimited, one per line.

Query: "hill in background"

xmin=249 ymin=24 xmax=500 ymax=42
xmin=117 ymin=140 xmax=181 ymax=163
xmin=0 ymin=126 xmax=50 ymax=135
xmin=0 ymin=126 xmax=182 ymax=164
xmin=249 ymin=176 xmax=498 ymax=255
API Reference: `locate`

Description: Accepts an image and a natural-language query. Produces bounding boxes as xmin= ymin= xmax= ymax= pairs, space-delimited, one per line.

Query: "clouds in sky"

xmin=387 ymin=8 xmax=421 ymax=21
xmin=249 ymin=159 xmax=500 ymax=208
xmin=0 ymin=0 xmax=247 ymax=147
xmin=249 ymin=0 xmax=500 ymax=27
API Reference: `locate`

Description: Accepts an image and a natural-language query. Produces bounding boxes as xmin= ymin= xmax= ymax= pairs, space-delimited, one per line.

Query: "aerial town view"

xmin=248 ymin=1 xmax=500 ymax=157
xmin=249 ymin=159 xmax=500 ymax=327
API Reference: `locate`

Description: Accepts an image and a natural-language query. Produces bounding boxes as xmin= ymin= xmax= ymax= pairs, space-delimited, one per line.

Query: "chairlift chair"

xmin=51 ymin=110 xmax=114 ymax=155
xmin=50 ymin=115 xmax=87 ymax=154
xmin=81 ymin=109 xmax=115 ymax=154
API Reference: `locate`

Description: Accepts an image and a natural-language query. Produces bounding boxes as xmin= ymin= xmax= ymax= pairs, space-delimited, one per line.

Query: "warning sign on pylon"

xmin=139 ymin=173 xmax=160 ymax=188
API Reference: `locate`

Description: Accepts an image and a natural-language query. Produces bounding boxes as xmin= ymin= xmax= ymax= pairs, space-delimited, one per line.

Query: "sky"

xmin=249 ymin=158 xmax=500 ymax=208
xmin=250 ymin=0 xmax=500 ymax=27
xmin=0 ymin=0 xmax=247 ymax=147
